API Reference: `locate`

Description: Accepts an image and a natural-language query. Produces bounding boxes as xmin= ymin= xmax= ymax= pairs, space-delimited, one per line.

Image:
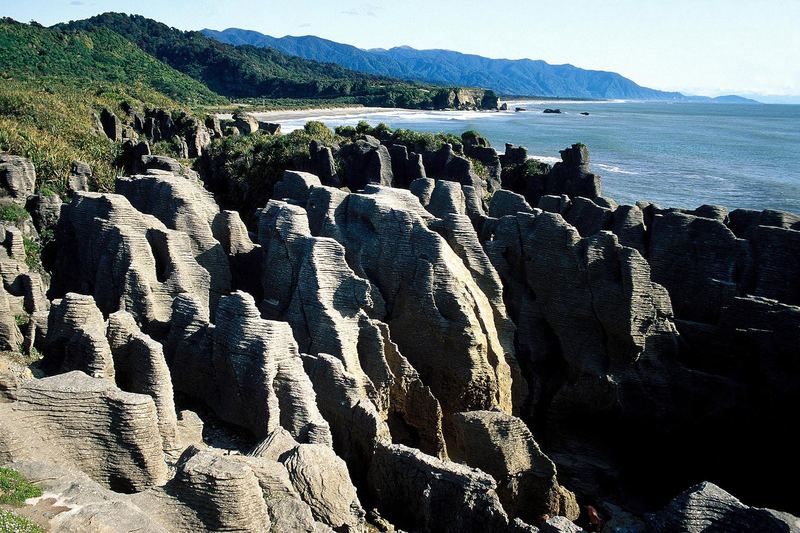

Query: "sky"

xmin=3 ymin=0 xmax=799 ymax=100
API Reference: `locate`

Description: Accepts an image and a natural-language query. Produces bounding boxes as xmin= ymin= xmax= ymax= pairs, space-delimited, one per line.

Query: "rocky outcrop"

xmin=232 ymin=112 xmax=259 ymax=135
xmin=107 ymin=310 xmax=179 ymax=453
xmin=50 ymin=192 xmax=211 ymax=337
xmin=43 ymin=293 xmax=115 ymax=379
xmin=100 ymin=108 xmax=123 ymax=141
xmin=167 ymin=291 xmax=332 ymax=443
xmin=68 ymin=160 xmax=92 ymax=193
xmin=292 ymin=182 xmax=516 ymax=422
xmin=0 ymin=371 xmax=168 ymax=492
xmin=158 ymin=447 xmax=270 ymax=532
xmin=115 ymin=172 xmax=232 ymax=315
xmin=0 ymin=154 xmax=36 ymax=203
xmin=450 ymin=411 xmax=579 ymax=522
xmin=367 ymin=443 xmax=512 ymax=532
xmin=338 ymin=136 xmax=394 ymax=190
xmin=546 ymin=144 xmax=602 ymax=199
xmin=647 ymin=482 xmax=800 ymax=533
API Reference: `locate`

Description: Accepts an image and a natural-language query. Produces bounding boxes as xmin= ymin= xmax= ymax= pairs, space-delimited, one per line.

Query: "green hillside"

xmin=0 ymin=18 xmax=219 ymax=193
xmin=0 ymin=18 xmax=224 ymax=105
xmin=57 ymin=13 xmax=494 ymax=108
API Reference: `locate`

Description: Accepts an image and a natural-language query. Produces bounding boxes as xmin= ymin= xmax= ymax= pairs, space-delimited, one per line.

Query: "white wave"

xmin=595 ymin=163 xmax=637 ymax=175
xmin=525 ymin=154 xmax=561 ymax=165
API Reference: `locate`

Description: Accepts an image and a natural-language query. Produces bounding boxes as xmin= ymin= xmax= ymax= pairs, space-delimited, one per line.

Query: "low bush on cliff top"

xmin=0 ymin=467 xmax=42 ymax=506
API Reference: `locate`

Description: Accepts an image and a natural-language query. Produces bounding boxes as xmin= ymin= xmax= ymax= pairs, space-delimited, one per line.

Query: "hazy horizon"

xmin=4 ymin=0 xmax=799 ymax=102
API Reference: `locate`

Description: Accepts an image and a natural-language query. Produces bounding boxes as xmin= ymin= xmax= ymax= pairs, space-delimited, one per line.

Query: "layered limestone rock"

xmin=250 ymin=427 xmax=367 ymax=530
xmin=367 ymin=443 xmax=514 ymax=532
xmin=450 ymin=411 xmax=579 ymax=522
xmin=647 ymin=482 xmax=800 ymax=533
xmin=0 ymin=154 xmax=36 ymax=203
xmin=0 ymin=371 xmax=168 ymax=492
xmin=107 ymin=310 xmax=179 ymax=453
xmin=289 ymin=181 xmax=516 ymax=423
xmin=259 ymin=196 xmax=447 ymax=461
xmin=167 ymin=291 xmax=332 ymax=444
xmin=115 ymin=172 xmax=231 ymax=316
xmin=50 ymin=192 xmax=211 ymax=337
xmin=43 ymin=293 xmax=115 ymax=379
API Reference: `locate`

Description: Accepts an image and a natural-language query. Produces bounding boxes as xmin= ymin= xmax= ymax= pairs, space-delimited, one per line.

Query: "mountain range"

xmin=50 ymin=13 xmax=495 ymax=109
xmin=203 ymin=28 xmax=757 ymax=103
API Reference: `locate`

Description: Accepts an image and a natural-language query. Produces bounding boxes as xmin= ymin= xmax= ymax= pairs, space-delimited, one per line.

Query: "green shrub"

xmin=0 ymin=203 xmax=29 ymax=224
xmin=0 ymin=509 xmax=44 ymax=533
xmin=22 ymin=237 xmax=41 ymax=271
xmin=0 ymin=467 xmax=42 ymax=506
xmin=335 ymin=125 xmax=356 ymax=138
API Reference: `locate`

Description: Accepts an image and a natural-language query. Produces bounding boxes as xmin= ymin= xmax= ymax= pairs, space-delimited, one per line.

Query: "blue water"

xmin=264 ymin=101 xmax=800 ymax=213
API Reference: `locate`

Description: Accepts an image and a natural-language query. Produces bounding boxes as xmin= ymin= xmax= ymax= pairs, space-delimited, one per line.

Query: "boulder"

xmin=167 ymin=291 xmax=332 ymax=444
xmin=647 ymin=482 xmax=800 ymax=533
xmin=232 ymin=112 xmax=259 ymax=135
xmin=367 ymin=443 xmax=511 ymax=532
xmin=0 ymin=154 xmax=36 ymax=203
xmin=68 ymin=160 xmax=92 ymax=193
xmin=100 ymin=108 xmax=122 ymax=141
xmin=450 ymin=411 xmax=579 ymax=522
xmin=26 ymin=193 xmax=62 ymax=233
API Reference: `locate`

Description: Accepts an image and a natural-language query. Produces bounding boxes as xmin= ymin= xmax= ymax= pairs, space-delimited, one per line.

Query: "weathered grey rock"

xmin=50 ymin=192 xmax=211 ymax=337
xmin=233 ymin=112 xmax=260 ymax=135
xmin=310 ymin=140 xmax=338 ymax=186
xmin=368 ymin=443 xmax=510 ymax=532
xmin=647 ymin=481 xmax=800 ymax=533
xmin=427 ymin=179 xmax=466 ymax=218
xmin=159 ymin=447 xmax=270 ymax=532
xmin=302 ymin=352 xmax=392 ymax=479
xmin=43 ymin=293 xmax=115 ymax=379
xmin=0 ymin=154 xmax=36 ymax=202
xmin=297 ymin=183 xmax=515 ymax=420
xmin=168 ymin=291 xmax=332 ymax=444
xmin=185 ymin=119 xmax=211 ymax=158
xmin=107 ymin=310 xmax=179 ymax=453
xmin=68 ymin=160 xmax=92 ymax=193
xmin=409 ymin=177 xmax=436 ymax=207
xmin=115 ymin=172 xmax=231 ymax=316
xmin=339 ymin=138 xmax=394 ymax=190
xmin=538 ymin=194 xmax=571 ymax=214
xmin=100 ymin=108 xmax=123 ymax=141
xmin=749 ymin=225 xmax=800 ymax=306
xmin=205 ymin=115 xmax=223 ymax=138
xmin=539 ymin=516 xmax=583 ymax=533
xmin=260 ymin=198 xmax=447 ymax=460
xmin=489 ymin=189 xmax=534 ymax=218
xmin=9 ymin=460 xmax=171 ymax=532
xmin=283 ymin=443 xmax=365 ymax=530
xmin=0 ymin=371 xmax=168 ymax=492
xmin=612 ymin=204 xmax=647 ymax=254
xmin=26 ymin=193 xmax=62 ymax=233
xmin=649 ymin=211 xmax=750 ymax=322
xmin=273 ymin=170 xmax=322 ymax=206
xmin=562 ymin=196 xmax=614 ymax=237
xmin=0 ymin=285 xmax=23 ymax=351
xmin=232 ymin=453 xmax=319 ymax=532
xmin=424 ymin=143 xmax=484 ymax=194
xmin=451 ymin=411 xmax=579 ymax=522
xmin=546 ymin=144 xmax=602 ymax=199
xmin=258 ymin=121 xmax=281 ymax=135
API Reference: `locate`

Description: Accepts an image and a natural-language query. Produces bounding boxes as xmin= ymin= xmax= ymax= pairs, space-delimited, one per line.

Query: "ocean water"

xmin=261 ymin=101 xmax=800 ymax=214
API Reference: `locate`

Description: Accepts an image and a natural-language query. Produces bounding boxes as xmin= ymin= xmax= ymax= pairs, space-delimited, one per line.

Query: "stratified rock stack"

xmin=0 ymin=371 xmax=168 ymax=492
xmin=50 ymin=191 xmax=211 ymax=336
xmin=168 ymin=291 xmax=332 ymax=444
xmin=3 ymin=134 xmax=799 ymax=533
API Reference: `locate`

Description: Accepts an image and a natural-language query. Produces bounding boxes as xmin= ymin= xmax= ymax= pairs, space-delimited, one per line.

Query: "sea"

xmin=256 ymin=101 xmax=800 ymax=214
